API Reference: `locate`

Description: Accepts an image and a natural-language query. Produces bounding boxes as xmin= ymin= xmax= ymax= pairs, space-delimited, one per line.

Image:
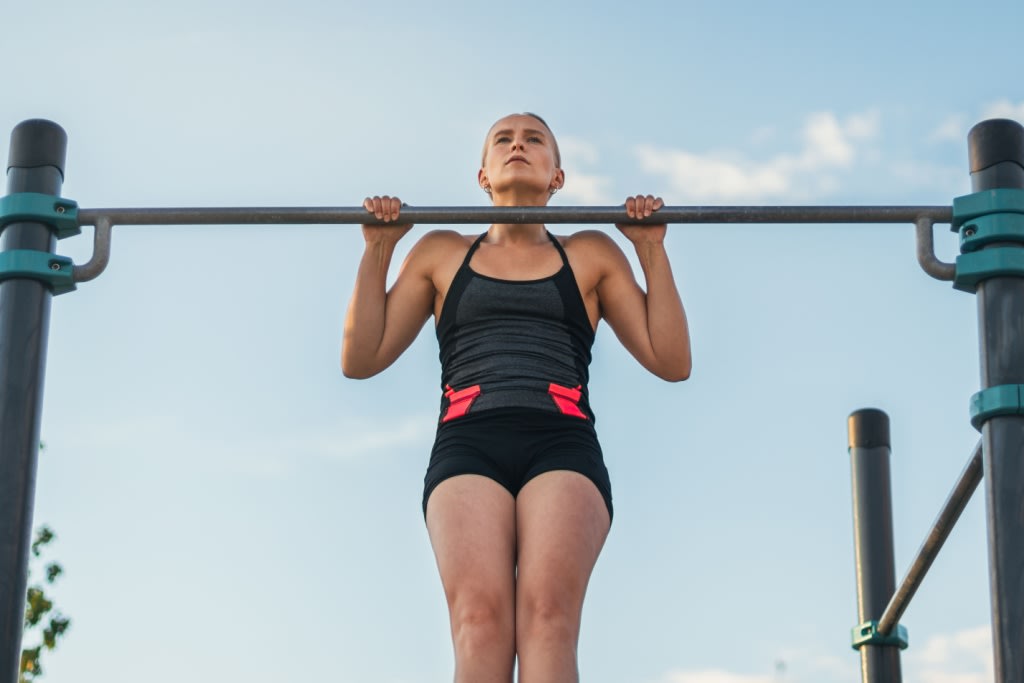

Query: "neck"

xmin=489 ymin=185 xmax=551 ymax=208
xmin=485 ymin=186 xmax=552 ymax=242
xmin=486 ymin=223 xmax=548 ymax=244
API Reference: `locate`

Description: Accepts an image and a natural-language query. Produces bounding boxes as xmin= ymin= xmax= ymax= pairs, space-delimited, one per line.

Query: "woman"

xmin=342 ymin=113 xmax=690 ymax=682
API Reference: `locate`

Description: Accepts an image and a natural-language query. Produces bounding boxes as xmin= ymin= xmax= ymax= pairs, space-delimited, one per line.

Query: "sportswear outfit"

xmin=422 ymin=231 xmax=613 ymax=520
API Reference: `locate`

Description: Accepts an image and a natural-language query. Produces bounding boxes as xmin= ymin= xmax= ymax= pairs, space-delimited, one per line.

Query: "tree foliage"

xmin=20 ymin=524 xmax=70 ymax=683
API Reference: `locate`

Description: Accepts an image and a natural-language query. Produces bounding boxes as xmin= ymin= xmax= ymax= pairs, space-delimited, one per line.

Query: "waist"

xmin=439 ymin=381 xmax=594 ymax=424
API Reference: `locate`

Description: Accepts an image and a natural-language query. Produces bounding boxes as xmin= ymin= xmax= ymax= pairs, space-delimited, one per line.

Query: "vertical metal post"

xmin=969 ymin=118 xmax=1024 ymax=682
xmin=849 ymin=408 xmax=903 ymax=683
xmin=0 ymin=119 xmax=66 ymax=683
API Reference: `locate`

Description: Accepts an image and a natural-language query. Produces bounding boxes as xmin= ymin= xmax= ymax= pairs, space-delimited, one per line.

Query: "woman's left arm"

xmin=595 ymin=195 xmax=691 ymax=382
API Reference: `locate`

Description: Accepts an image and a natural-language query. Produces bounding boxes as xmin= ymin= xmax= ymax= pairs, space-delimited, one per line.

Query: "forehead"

xmin=487 ymin=115 xmax=550 ymax=137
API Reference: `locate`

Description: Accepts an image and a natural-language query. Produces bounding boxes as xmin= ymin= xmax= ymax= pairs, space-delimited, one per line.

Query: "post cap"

xmin=7 ymin=119 xmax=67 ymax=179
xmin=848 ymin=408 xmax=890 ymax=449
xmin=968 ymin=119 xmax=1024 ymax=174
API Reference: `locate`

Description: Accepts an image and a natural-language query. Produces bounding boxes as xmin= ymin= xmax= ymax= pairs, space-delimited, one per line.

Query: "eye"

xmin=495 ymin=135 xmax=511 ymax=143
xmin=528 ymin=135 xmax=543 ymax=143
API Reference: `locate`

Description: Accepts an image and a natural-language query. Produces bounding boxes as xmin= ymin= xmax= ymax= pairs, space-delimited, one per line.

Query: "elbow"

xmin=341 ymin=364 xmax=368 ymax=380
xmin=341 ymin=360 xmax=377 ymax=380
xmin=661 ymin=368 xmax=691 ymax=382
xmin=658 ymin=357 xmax=691 ymax=383
xmin=341 ymin=352 xmax=374 ymax=380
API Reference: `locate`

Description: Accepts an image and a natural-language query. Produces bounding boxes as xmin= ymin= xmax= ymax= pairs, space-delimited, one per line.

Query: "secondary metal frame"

xmin=3 ymin=118 xmax=1022 ymax=683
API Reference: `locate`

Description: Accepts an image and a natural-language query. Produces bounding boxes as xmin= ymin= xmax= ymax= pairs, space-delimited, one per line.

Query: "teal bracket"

xmin=851 ymin=620 xmax=909 ymax=651
xmin=0 ymin=192 xmax=80 ymax=239
xmin=952 ymin=189 xmax=1024 ymax=291
xmin=0 ymin=250 xmax=75 ymax=295
xmin=952 ymin=188 xmax=1024 ymax=228
xmin=954 ymin=247 xmax=1024 ymax=292
xmin=970 ymin=384 xmax=1024 ymax=431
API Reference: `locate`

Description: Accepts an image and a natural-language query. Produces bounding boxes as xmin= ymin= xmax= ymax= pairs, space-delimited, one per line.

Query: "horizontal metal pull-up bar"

xmin=66 ymin=204 xmax=957 ymax=284
xmin=76 ymin=204 xmax=953 ymax=227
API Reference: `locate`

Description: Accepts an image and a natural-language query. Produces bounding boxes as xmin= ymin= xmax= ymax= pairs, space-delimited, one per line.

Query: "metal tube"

xmin=72 ymin=216 xmax=112 ymax=283
xmin=877 ymin=441 xmax=984 ymax=635
xmin=0 ymin=120 xmax=66 ymax=683
xmin=848 ymin=408 xmax=903 ymax=683
xmin=969 ymin=118 xmax=1024 ymax=683
xmin=915 ymin=217 xmax=956 ymax=281
xmin=75 ymin=204 xmax=952 ymax=227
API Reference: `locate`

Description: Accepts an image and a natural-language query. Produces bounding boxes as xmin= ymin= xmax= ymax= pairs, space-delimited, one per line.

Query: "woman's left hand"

xmin=616 ymin=194 xmax=666 ymax=243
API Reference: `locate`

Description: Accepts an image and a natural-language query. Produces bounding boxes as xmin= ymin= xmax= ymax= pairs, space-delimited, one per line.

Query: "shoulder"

xmin=561 ymin=229 xmax=620 ymax=251
xmin=400 ymin=229 xmax=476 ymax=281
xmin=559 ymin=229 xmax=628 ymax=267
xmin=406 ymin=229 xmax=474 ymax=260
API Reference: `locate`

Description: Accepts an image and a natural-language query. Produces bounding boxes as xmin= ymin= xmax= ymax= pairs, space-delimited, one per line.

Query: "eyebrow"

xmin=492 ymin=128 xmax=548 ymax=140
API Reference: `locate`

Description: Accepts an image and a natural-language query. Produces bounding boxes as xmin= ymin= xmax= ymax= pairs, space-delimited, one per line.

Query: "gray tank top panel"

xmin=435 ymin=232 xmax=595 ymax=421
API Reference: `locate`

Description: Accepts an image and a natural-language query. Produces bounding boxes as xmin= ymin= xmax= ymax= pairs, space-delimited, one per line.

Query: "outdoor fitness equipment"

xmin=1 ymin=117 xmax=1022 ymax=683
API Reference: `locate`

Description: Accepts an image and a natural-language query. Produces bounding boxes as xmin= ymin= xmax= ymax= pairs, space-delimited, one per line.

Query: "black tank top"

xmin=435 ymin=231 xmax=596 ymax=423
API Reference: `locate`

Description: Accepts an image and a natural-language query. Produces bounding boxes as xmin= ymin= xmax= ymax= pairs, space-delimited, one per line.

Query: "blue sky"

xmin=5 ymin=1 xmax=1023 ymax=681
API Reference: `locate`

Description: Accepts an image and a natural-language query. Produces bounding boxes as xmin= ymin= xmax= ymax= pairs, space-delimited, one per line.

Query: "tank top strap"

xmin=545 ymin=230 xmax=571 ymax=267
xmin=459 ymin=232 xmax=489 ymax=269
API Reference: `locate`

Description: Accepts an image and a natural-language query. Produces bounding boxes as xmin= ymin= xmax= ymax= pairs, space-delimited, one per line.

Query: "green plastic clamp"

xmin=958 ymin=213 xmax=1024 ymax=252
xmin=952 ymin=188 xmax=1024 ymax=229
xmin=0 ymin=192 xmax=80 ymax=239
xmin=0 ymin=250 xmax=75 ymax=295
xmin=953 ymin=247 xmax=1024 ymax=292
xmin=970 ymin=384 xmax=1024 ymax=431
xmin=851 ymin=620 xmax=909 ymax=651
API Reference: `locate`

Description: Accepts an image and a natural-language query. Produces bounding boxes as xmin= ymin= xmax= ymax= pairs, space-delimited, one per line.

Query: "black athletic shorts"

xmin=422 ymin=409 xmax=613 ymax=522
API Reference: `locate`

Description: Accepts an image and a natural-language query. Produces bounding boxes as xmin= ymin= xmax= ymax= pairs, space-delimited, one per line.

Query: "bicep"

xmin=377 ymin=252 xmax=436 ymax=362
xmin=595 ymin=246 xmax=658 ymax=369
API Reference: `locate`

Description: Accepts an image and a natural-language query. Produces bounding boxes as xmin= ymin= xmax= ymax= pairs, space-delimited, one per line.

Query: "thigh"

xmin=426 ymin=474 xmax=518 ymax=611
xmin=515 ymin=471 xmax=611 ymax=619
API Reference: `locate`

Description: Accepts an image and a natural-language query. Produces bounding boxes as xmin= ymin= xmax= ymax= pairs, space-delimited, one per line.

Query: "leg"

xmin=515 ymin=471 xmax=611 ymax=683
xmin=426 ymin=474 xmax=518 ymax=683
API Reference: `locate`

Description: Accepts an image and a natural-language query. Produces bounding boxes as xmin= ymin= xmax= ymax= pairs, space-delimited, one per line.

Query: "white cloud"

xmin=845 ymin=110 xmax=881 ymax=139
xmin=560 ymin=136 xmax=601 ymax=165
xmin=930 ymin=114 xmax=968 ymax=143
xmin=982 ymin=99 xmax=1024 ymax=123
xmin=558 ymin=135 xmax=615 ymax=204
xmin=73 ymin=411 xmax=436 ymax=476
xmin=908 ymin=625 xmax=993 ymax=683
xmin=634 ymin=111 xmax=880 ymax=201
xmin=802 ymin=111 xmax=855 ymax=165
xmin=559 ymin=171 xmax=614 ymax=204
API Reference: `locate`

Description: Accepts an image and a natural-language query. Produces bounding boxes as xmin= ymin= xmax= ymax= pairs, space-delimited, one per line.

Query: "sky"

xmin=3 ymin=1 xmax=1023 ymax=681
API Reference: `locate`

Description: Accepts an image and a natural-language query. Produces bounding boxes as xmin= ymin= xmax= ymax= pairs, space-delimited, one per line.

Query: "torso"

xmin=425 ymin=229 xmax=604 ymax=331
xmin=433 ymin=229 xmax=597 ymax=421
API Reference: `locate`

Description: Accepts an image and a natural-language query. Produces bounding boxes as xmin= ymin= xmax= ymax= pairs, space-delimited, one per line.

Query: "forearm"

xmin=342 ymin=239 xmax=399 ymax=378
xmin=635 ymin=241 xmax=692 ymax=380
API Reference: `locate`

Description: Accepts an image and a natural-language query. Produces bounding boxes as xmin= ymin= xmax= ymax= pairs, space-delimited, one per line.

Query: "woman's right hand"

xmin=362 ymin=195 xmax=414 ymax=243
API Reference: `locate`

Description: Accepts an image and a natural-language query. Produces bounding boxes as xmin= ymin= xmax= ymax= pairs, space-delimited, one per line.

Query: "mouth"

xmin=506 ymin=156 xmax=528 ymax=165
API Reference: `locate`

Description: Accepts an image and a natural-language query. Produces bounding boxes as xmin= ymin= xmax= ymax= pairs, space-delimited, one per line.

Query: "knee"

xmin=518 ymin=595 xmax=579 ymax=646
xmin=451 ymin=598 xmax=514 ymax=654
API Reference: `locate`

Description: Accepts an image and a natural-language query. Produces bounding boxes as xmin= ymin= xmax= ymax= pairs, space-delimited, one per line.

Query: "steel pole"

xmin=848 ymin=409 xmax=903 ymax=683
xmin=0 ymin=120 xmax=65 ymax=683
xmin=969 ymin=118 xmax=1024 ymax=682
xmin=876 ymin=442 xmax=983 ymax=635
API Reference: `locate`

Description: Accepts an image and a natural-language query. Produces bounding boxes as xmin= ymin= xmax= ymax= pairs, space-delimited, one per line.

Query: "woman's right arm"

xmin=341 ymin=196 xmax=436 ymax=379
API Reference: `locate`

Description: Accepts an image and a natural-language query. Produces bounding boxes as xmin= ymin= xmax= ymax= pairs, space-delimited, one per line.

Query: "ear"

xmin=549 ymin=168 xmax=565 ymax=192
xmin=478 ymin=168 xmax=490 ymax=191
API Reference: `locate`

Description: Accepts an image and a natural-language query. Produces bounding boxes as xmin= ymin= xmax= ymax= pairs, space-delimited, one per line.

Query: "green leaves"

xmin=20 ymin=525 xmax=70 ymax=683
